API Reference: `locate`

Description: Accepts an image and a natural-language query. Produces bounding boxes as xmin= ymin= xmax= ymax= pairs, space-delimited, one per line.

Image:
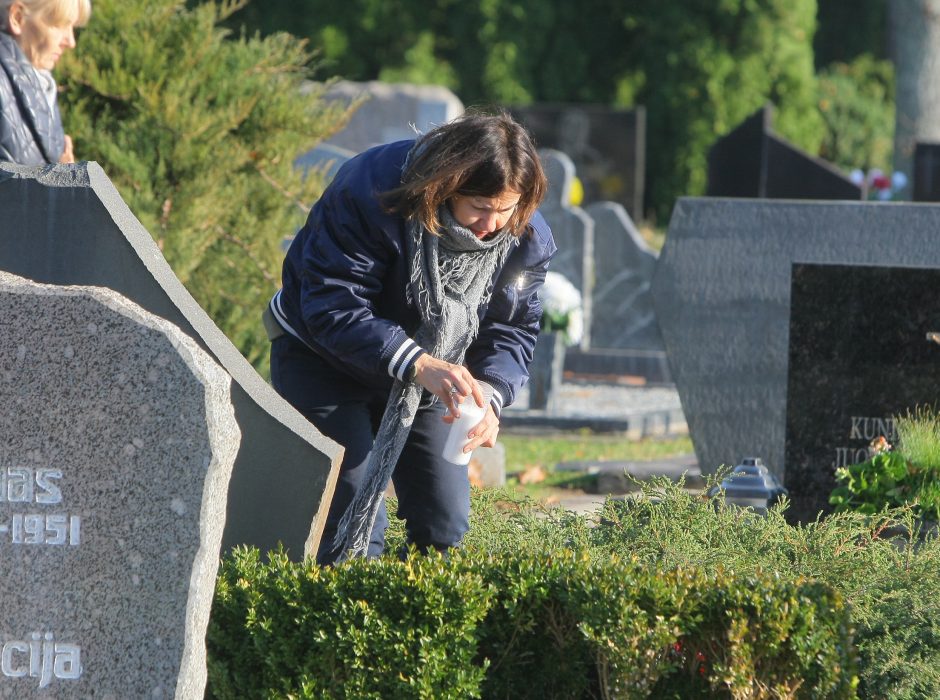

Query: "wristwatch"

xmin=406 ymin=362 xmax=418 ymax=382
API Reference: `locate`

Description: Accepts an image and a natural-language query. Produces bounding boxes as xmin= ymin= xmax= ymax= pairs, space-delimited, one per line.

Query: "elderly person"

xmin=0 ymin=0 xmax=90 ymax=165
xmin=266 ymin=110 xmax=555 ymax=564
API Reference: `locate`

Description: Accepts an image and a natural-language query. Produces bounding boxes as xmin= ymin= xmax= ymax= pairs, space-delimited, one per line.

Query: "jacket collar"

xmin=0 ymin=31 xmax=63 ymax=164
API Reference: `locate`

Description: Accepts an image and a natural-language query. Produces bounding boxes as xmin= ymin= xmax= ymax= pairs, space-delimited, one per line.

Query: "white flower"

xmin=567 ymin=307 xmax=584 ymax=346
xmin=538 ymin=272 xmax=583 ymax=345
xmin=539 ymin=271 xmax=581 ymax=315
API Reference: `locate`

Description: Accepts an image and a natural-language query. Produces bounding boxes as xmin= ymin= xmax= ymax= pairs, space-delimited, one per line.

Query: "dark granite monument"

xmin=707 ymin=105 xmax=862 ymax=201
xmin=651 ymin=197 xmax=940 ymax=514
xmin=511 ymin=104 xmax=646 ymax=222
xmin=785 ymin=263 xmax=940 ymax=522
xmin=0 ymin=162 xmax=341 ymax=559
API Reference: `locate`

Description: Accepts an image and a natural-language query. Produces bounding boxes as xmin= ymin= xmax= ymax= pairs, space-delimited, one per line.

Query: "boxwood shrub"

xmin=207 ymin=537 xmax=856 ymax=698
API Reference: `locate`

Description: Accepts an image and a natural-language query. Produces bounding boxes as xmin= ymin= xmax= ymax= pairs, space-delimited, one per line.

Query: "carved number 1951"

xmin=9 ymin=515 xmax=80 ymax=546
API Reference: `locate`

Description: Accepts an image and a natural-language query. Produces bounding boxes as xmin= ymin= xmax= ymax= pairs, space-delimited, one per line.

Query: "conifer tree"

xmin=57 ymin=0 xmax=350 ymax=374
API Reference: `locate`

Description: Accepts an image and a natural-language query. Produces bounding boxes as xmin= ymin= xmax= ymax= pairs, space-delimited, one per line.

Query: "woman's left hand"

xmin=443 ymin=404 xmax=500 ymax=452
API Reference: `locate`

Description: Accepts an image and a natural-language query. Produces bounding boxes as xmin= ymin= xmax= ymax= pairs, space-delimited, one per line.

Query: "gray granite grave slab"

xmin=295 ymin=142 xmax=356 ymax=182
xmin=314 ymin=80 xmax=464 ymax=153
xmin=651 ymin=197 xmax=940 ymax=487
xmin=585 ymin=201 xmax=662 ymax=350
xmin=0 ymin=162 xmax=342 ymax=559
xmin=538 ymin=149 xmax=594 ymax=349
xmin=0 ymin=271 xmax=237 ymax=698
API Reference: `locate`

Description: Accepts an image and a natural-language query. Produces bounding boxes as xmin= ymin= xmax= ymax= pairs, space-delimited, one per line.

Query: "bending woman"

xmin=0 ymin=0 xmax=91 ymax=164
xmin=267 ymin=110 xmax=555 ymax=564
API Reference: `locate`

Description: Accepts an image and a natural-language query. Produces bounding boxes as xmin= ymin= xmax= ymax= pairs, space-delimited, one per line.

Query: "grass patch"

xmin=499 ymin=431 xmax=693 ymax=499
xmin=501 ymin=432 xmax=693 ymax=474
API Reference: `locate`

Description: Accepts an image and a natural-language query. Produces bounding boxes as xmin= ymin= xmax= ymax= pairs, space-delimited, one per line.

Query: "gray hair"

xmin=0 ymin=0 xmax=91 ymax=32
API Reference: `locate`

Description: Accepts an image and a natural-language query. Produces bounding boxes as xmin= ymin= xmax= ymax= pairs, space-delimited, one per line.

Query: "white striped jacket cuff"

xmin=388 ymin=338 xmax=425 ymax=381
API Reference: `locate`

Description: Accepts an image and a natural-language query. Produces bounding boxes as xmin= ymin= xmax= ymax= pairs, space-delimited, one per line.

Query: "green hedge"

xmin=207 ymin=545 xmax=856 ymax=698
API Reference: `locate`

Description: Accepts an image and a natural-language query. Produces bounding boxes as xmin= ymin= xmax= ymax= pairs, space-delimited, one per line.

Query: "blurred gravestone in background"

xmin=913 ymin=141 xmax=940 ymax=201
xmin=511 ymin=104 xmax=646 ymax=223
xmin=0 ymin=162 xmax=342 ymax=560
xmin=295 ymin=142 xmax=356 ymax=183
xmin=313 ymin=80 xmax=465 ymax=154
xmin=537 ymin=149 xmax=594 ymax=350
xmin=707 ymin=105 xmax=862 ymax=201
xmin=584 ymin=201 xmax=661 ymax=351
xmin=0 ymin=271 xmax=238 ymax=698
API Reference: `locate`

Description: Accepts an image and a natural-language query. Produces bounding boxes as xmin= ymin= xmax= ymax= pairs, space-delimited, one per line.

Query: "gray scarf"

xmin=332 ymin=205 xmax=516 ymax=561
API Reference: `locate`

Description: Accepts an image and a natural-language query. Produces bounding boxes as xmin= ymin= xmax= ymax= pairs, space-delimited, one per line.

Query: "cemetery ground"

xmin=498 ymin=429 xmax=695 ymax=508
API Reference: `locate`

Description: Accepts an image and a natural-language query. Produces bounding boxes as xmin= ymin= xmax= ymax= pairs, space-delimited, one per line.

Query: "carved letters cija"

xmin=0 ymin=632 xmax=81 ymax=688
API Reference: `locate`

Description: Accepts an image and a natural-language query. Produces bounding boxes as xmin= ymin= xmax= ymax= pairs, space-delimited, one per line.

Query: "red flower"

xmin=872 ymin=174 xmax=891 ymax=190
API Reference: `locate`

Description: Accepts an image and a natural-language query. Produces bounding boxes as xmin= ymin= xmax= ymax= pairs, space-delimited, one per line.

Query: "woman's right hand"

xmin=413 ymin=354 xmax=484 ymax=418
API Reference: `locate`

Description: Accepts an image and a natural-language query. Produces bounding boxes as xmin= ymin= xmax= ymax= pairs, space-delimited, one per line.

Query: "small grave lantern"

xmin=710 ymin=457 xmax=788 ymax=515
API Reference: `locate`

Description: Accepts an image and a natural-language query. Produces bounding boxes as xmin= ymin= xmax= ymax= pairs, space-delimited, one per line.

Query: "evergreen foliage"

xmin=57 ymin=0 xmax=350 ymax=373
xmin=817 ymin=55 xmax=895 ymax=173
xmin=224 ymin=1 xmax=823 ymax=220
xmin=443 ymin=483 xmax=940 ymax=698
xmin=630 ymin=0 xmax=823 ymax=220
xmin=208 ymin=475 xmax=940 ymax=695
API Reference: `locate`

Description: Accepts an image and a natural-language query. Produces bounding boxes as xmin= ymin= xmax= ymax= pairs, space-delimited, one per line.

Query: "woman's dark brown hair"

xmin=382 ymin=108 xmax=547 ymax=237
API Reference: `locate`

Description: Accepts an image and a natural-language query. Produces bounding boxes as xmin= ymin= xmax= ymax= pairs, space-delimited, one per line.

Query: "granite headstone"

xmin=0 ymin=162 xmax=342 ymax=560
xmin=538 ymin=149 xmax=594 ymax=349
xmin=294 ymin=142 xmax=356 ymax=183
xmin=0 ymin=272 xmax=238 ymax=698
xmin=651 ymin=198 xmax=940 ymax=506
xmin=785 ymin=263 xmax=940 ymax=521
xmin=707 ymin=105 xmax=862 ymax=201
xmin=511 ymin=104 xmax=646 ymax=222
xmin=315 ymin=80 xmax=464 ymax=153
xmin=584 ymin=201 xmax=662 ymax=350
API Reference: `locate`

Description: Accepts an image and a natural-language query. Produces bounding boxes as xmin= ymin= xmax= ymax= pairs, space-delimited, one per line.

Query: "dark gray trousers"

xmin=270 ymin=336 xmax=471 ymax=565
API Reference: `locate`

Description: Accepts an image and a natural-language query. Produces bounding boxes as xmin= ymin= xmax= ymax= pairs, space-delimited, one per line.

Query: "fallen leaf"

xmin=518 ymin=465 xmax=547 ymax=485
xmin=468 ymin=458 xmax=484 ymax=488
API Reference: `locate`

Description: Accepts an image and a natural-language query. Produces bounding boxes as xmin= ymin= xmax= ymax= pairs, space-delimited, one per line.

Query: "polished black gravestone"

xmin=785 ymin=263 xmax=940 ymax=522
xmin=707 ymin=105 xmax=862 ymax=201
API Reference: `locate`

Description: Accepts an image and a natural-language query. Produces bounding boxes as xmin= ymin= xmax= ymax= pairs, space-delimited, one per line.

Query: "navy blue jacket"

xmin=270 ymin=139 xmax=556 ymax=414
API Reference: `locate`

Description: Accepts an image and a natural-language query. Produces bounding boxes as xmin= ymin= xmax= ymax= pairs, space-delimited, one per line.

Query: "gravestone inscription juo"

xmin=0 ymin=272 xmax=239 ymax=698
xmin=785 ymin=263 xmax=940 ymax=522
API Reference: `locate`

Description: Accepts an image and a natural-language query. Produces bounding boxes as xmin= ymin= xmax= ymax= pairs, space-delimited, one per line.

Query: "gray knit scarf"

xmin=332 ymin=205 xmax=516 ymax=562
